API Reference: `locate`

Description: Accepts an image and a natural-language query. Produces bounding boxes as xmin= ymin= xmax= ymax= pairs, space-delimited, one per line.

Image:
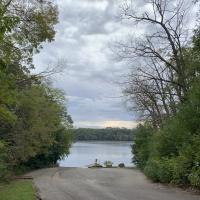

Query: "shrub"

xmin=104 ymin=160 xmax=113 ymax=168
xmin=189 ymin=167 xmax=200 ymax=187
xmin=171 ymin=149 xmax=193 ymax=185
xmin=0 ymin=141 xmax=11 ymax=181
xmin=118 ymin=163 xmax=125 ymax=168
xmin=144 ymin=159 xmax=160 ymax=182
xmin=133 ymin=79 xmax=200 ymax=188
xmin=132 ymin=124 xmax=153 ymax=170
xmin=157 ymin=159 xmax=173 ymax=183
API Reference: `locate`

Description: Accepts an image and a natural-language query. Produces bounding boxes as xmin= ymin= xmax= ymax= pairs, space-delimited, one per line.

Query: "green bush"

xmin=156 ymin=159 xmax=173 ymax=183
xmin=144 ymin=159 xmax=160 ymax=182
xmin=0 ymin=141 xmax=11 ymax=181
xmin=144 ymin=158 xmax=173 ymax=183
xmin=171 ymin=149 xmax=193 ymax=185
xmin=22 ymin=127 xmax=72 ymax=169
xmin=189 ymin=167 xmax=200 ymax=187
xmin=104 ymin=160 xmax=113 ymax=167
xmin=132 ymin=124 xmax=153 ymax=170
xmin=133 ymin=79 xmax=200 ymax=188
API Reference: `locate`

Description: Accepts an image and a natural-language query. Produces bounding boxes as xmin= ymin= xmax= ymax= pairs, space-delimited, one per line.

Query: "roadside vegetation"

xmin=0 ymin=0 xmax=73 ymax=183
xmin=116 ymin=0 xmax=200 ymax=188
xmin=73 ymin=128 xmax=134 ymax=141
xmin=0 ymin=180 xmax=35 ymax=200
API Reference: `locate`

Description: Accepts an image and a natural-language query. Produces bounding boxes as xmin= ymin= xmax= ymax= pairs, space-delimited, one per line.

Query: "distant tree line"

xmin=73 ymin=128 xmax=134 ymax=141
xmin=0 ymin=0 xmax=72 ymax=181
xmin=116 ymin=0 xmax=200 ymax=188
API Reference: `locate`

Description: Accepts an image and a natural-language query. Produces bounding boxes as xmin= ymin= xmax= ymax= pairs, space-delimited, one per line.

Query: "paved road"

xmin=29 ymin=167 xmax=200 ymax=200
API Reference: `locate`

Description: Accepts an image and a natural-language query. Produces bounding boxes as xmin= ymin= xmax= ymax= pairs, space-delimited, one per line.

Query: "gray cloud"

xmin=58 ymin=0 xmax=117 ymax=35
xmin=32 ymin=0 xmax=141 ymax=128
xmin=33 ymin=0 xmax=197 ymax=128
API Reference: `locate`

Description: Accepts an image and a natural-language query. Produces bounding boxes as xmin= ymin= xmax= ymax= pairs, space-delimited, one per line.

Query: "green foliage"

xmin=0 ymin=4 xmax=19 ymax=40
xmin=0 ymin=1 xmax=58 ymax=67
xmin=73 ymin=128 xmax=134 ymax=141
xmin=0 ymin=0 xmax=73 ymax=181
xmin=132 ymin=124 xmax=153 ymax=170
xmin=23 ymin=127 xmax=72 ymax=169
xmin=4 ymin=86 xmax=72 ymax=165
xmin=189 ymin=167 xmax=200 ymax=187
xmin=104 ymin=160 xmax=113 ymax=167
xmin=128 ymin=1 xmax=200 ymax=189
xmin=143 ymin=159 xmax=161 ymax=182
xmin=0 ymin=82 xmax=73 ymax=175
xmin=133 ymin=79 xmax=200 ymax=188
xmin=0 ymin=141 xmax=11 ymax=181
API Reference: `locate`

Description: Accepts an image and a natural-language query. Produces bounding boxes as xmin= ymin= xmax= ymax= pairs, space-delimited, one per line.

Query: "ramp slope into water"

xmin=29 ymin=167 xmax=199 ymax=200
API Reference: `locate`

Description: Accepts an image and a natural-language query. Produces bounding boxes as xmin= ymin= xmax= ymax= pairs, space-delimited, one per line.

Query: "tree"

xmin=73 ymin=128 xmax=134 ymax=141
xmin=1 ymin=0 xmax=58 ymax=67
xmin=119 ymin=0 xmax=200 ymax=188
xmin=115 ymin=0 xmax=197 ymax=127
xmin=0 ymin=0 xmax=73 ymax=179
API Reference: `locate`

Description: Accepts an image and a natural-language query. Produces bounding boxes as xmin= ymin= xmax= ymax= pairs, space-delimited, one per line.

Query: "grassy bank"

xmin=0 ymin=180 xmax=36 ymax=200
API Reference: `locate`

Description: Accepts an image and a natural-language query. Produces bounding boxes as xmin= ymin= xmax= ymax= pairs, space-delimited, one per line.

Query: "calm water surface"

xmin=59 ymin=141 xmax=133 ymax=167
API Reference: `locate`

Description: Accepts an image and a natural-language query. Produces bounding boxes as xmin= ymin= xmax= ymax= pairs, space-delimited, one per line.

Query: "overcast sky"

xmin=33 ymin=0 xmax=197 ymax=129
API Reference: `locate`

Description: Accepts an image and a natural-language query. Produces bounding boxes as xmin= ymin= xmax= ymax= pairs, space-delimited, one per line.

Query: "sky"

xmin=33 ymin=0 xmax=198 ymax=129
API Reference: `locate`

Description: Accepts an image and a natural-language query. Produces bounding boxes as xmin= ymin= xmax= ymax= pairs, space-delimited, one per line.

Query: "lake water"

xmin=59 ymin=141 xmax=133 ymax=167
